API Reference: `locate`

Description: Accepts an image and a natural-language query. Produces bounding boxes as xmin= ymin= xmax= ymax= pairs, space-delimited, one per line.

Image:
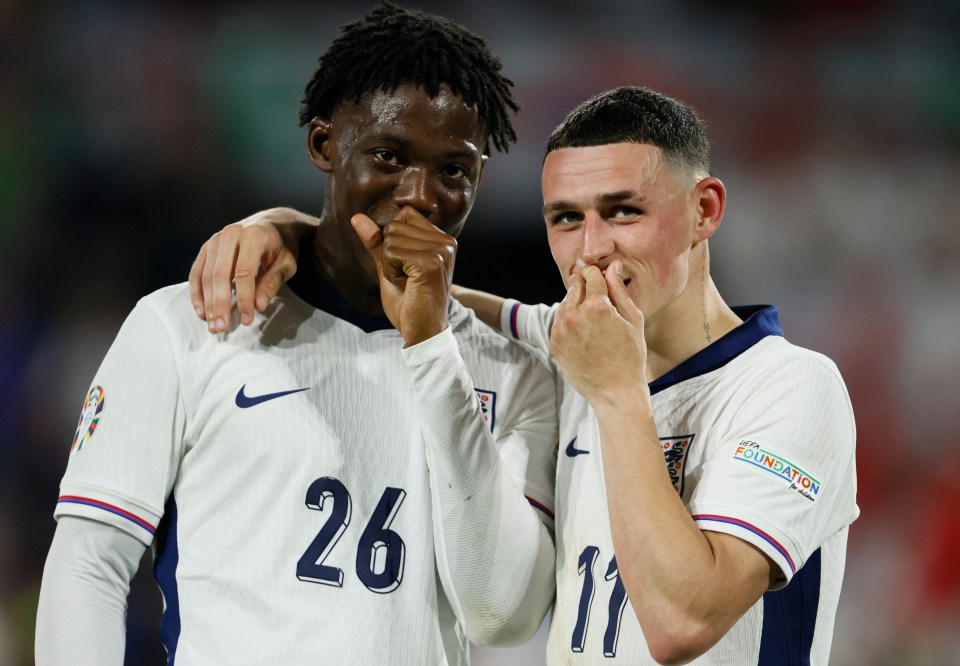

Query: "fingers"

xmin=189 ymin=243 xmax=208 ymax=320
xmin=234 ymin=232 xmax=265 ymax=325
xmin=255 ymin=248 xmax=297 ymax=312
xmin=200 ymin=229 xmax=226 ymax=333
xmin=355 ymin=209 xmax=456 ymax=287
xmin=604 ymin=260 xmax=643 ymax=329
xmin=579 ymin=263 xmax=609 ymax=299
xmin=562 ymin=272 xmax=585 ymax=307
xmin=210 ymin=232 xmax=241 ymax=332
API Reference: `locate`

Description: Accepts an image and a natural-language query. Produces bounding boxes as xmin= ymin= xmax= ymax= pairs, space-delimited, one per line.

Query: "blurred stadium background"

xmin=2 ymin=0 xmax=959 ymax=664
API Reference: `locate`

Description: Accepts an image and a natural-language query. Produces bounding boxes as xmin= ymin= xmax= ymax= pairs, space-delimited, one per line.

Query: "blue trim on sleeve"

xmin=758 ymin=548 xmax=821 ymax=665
xmin=649 ymin=305 xmax=783 ymax=396
xmin=153 ymin=496 xmax=181 ymax=665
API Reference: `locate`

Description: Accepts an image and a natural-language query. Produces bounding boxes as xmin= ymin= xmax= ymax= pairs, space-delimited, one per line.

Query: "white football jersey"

xmin=55 ymin=283 xmax=557 ymax=666
xmin=501 ymin=301 xmax=859 ymax=665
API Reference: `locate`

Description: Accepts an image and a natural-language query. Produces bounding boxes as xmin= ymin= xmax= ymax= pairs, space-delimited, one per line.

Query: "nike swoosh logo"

xmin=235 ymin=384 xmax=309 ymax=408
xmin=565 ymin=437 xmax=589 ymax=457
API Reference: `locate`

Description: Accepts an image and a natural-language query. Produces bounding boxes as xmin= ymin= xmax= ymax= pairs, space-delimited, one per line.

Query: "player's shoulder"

xmin=447 ymin=299 xmax=552 ymax=368
xmin=133 ymin=282 xmax=200 ymax=329
xmin=749 ymin=335 xmax=842 ymax=377
xmin=123 ymin=282 xmax=229 ymax=355
xmin=733 ymin=336 xmax=850 ymax=408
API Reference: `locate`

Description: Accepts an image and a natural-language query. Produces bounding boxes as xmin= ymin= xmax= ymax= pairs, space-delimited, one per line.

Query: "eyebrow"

xmin=541 ymin=190 xmax=647 ymax=216
xmin=370 ymin=132 xmax=480 ymax=161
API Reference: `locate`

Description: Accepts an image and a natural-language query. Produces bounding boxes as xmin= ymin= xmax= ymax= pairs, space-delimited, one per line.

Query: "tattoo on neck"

xmin=700 ymin=244 xmax=711 ymax=343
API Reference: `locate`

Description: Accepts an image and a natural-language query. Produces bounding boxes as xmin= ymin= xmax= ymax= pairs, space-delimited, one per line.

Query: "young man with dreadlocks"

xmin=35 ymin=4 xmax=557 ymax=664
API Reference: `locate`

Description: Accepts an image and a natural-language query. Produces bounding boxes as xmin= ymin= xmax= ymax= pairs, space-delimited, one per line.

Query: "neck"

xmin=308 ymin=213 xmax=384 ymax=317
xmin=644 ymin=242 xmax=741 ymax=382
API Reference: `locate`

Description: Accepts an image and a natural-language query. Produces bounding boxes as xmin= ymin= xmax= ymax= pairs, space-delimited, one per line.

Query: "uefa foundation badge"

xmin=72 ymin=386 xmax=105 ymax=454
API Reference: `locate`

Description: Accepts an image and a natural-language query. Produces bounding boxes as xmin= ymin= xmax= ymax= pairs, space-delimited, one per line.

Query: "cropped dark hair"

xmin=299 ymin=2 xmax=518 ymax=154
xmin=546 ymin=86 xmax=711 ymax=175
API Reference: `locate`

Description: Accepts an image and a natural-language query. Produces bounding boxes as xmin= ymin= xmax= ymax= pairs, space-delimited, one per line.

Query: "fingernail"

xmin=195 ymin=306 xmax=204 ymax=318
xmin=256 ymin=295 xmax=267 ymax=310
xmin=575 ymin=258 xmax=586 ymax=269
xmin=215 ymin=318 xmax=225 ymax=331
xmin=207 ymin=319 xmax=214 ymax=332
xmin=240 ymin=313 xmax=251 ymax=325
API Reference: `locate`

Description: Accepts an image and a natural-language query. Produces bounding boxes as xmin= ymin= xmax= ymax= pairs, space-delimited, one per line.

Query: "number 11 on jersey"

xmin=572 ymin=545 xmax=628 ymax=658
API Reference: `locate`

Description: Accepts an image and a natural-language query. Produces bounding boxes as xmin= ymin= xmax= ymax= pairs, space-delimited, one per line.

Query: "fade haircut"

xmin=546 ymin=86 xmax=711 ymax=176
xmin=299 ymin=2 xmax=518 ymax=154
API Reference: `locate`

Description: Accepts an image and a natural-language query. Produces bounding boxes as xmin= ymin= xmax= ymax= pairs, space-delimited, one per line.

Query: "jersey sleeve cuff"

xmin=499 ymin=300 xmax=522 ymax=340
xmin=688 ymin=504 xmax=801 ymax=588
xmin=400 ymin=325 xmax=459 ymax=368
xmin=55 ymin=488 xmax=160 ymax=546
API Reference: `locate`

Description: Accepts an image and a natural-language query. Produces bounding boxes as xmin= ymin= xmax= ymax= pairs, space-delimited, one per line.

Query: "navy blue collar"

xmin=648 ymin=305 xmax=783 ymax=396
xmin=288 ymin=239 xmax=394 ymax=334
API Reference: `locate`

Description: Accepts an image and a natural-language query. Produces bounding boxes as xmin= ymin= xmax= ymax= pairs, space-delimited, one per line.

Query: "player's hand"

xmin=351 ymin=206 xmax=456 ymax=346
xmin=550 ymin=260 xmax=647 ymax=404
xmin=188 ymin=208 xmax=314 ymax=333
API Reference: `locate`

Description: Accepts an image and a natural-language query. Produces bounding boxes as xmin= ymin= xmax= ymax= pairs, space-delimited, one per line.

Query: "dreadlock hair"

xmin=546 ymin=86 xmax=712 ymax=176
xmin=299 ymin=2 xmax=518 ymax=154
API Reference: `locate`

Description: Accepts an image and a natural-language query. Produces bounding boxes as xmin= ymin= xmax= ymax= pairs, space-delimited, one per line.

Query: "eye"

xmin=441 ymin=164 xmax=470 ymax=180
xmin=609 ymin=205 xmax=641 ymax=221
xmin=373 ymin=149 xmax=399 ymax=165
xmin=548 ymin=211 xmax=582 ymax=226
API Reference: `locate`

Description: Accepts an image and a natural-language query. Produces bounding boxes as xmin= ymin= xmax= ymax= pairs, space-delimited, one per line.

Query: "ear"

xmin=692 ymin=176 xmax=726 ymax=243
xmin=476 ymin=153 xmax=489 ymax=190
xmin=307 ymin=117 xmax=334 ymax=173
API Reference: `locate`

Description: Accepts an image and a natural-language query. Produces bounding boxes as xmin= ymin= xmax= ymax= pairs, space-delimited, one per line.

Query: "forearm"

xmin=449 ymin=285 xmax=505 ymax=330
xmin=404 ymin=329 xmax=555 ymax=646
xmin=593 ymin=393 xmax=768 ymax=662
xmin=36 ymin=517 xmax=145 ymax=665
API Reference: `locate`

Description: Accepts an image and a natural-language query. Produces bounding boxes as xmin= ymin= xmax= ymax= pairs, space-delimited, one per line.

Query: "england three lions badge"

xmin=474 ymin=388 xmax=497 ymax=432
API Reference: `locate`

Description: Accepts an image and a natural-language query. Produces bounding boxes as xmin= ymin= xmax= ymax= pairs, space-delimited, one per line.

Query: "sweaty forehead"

xmin=542 ymin=143 xmax=669 ymax=196
xmin=341 ymin=85 xmax=485 ymax=147
xmin=365 ymin=86 xmax=463 ymax=123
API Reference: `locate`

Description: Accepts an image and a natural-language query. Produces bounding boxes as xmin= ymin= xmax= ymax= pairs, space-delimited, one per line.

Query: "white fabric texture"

xmin=502 ymin=299 xmax=858 ymax=665
xmin=48 ymin=283 xmax=558 ymax=665
xmin=36 ymin=516 xmax=145 ymax=666
xmin=403 ymin=327 xmax=557 ymax=646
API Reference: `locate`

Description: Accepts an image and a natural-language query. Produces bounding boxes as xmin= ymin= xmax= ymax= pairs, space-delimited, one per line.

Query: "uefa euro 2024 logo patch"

xmin=474 ymin=388 xmax=496 ymax=432
xmin=660 ymin=434 xmax=694 ymax=495
xmin=72 ymin=386 xmax=105 ymax=455
xmin=732 ymin=440 xmax=821 ymax=502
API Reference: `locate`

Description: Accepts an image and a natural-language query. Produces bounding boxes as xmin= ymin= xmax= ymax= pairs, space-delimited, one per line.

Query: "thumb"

xmin=605 ymin=261 xmax=643 ymax=329
xmin=351 ymin=213 xmax=383 ymax=252
xmin=351 ymin=213 xmax=385 ymax=272
xmin=255 ymin=248 xmax=298 ymax=312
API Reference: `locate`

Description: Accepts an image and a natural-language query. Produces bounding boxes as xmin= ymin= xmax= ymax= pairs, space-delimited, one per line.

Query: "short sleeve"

xmin=55 ymin=300 xmax=186 ymax=546
xmin=499 ymin=300 xmax=558 ymax=354
xmin=687 ymin=353 xmax=858 ymax=586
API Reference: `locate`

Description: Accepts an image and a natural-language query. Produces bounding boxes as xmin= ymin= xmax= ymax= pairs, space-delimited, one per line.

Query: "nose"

xmin=394 ymin=167 xmax=438 ymax=219
xmin=580 ymin=213 xmax=614 ymax=265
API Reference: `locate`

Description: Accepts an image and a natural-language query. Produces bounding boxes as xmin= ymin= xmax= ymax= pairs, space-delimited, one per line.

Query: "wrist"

xmin=590 ymin=383 xmax=651 ymax=415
